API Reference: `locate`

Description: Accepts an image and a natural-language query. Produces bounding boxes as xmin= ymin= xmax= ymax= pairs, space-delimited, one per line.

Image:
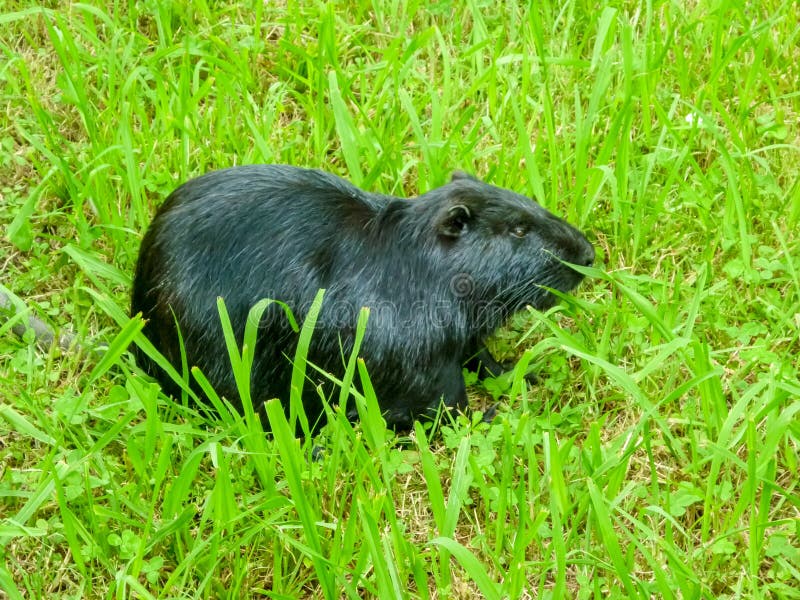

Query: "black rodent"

xmin=131 ymin=165 xmax=594 ymax=431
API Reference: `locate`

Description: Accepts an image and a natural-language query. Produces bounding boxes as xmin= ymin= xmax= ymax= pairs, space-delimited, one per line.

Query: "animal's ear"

xmin=451 ymin=170 xmax=479 ymax=182
xmin=437 ymin=204 xmax=472 ymax=239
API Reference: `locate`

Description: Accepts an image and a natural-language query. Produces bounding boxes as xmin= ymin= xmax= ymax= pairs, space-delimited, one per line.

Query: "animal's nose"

xmin=578 ymin=239 xmax=595 ymax=267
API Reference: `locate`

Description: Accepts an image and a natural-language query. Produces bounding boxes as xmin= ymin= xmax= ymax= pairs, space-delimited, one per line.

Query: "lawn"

xmin=1 ymin=1 xmax=799 ymax=598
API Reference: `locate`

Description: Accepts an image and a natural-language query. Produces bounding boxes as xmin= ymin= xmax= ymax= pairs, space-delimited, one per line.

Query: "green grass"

xmin=1 ymin=0 xmax=799 ymax=598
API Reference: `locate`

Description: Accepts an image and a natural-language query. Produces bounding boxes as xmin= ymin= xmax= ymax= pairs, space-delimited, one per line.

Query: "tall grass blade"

xmin=264 ymin=399 xmax=335 ymax=599
xmin=429 ymin=537 xmax=501 ymax=600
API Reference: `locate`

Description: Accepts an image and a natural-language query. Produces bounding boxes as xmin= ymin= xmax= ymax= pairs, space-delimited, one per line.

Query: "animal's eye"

xmin=510 ymin=225 xmax=527 ymax=238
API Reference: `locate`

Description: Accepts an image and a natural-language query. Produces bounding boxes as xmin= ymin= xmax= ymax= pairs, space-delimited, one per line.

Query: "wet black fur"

xmin=131 ymin=165 xmax=594 ymax=431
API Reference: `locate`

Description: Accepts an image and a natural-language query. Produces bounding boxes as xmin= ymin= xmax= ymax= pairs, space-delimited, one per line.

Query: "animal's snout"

xmin=576 ymin=237 xmax=595 ymax=267
xmin=539 ymin=210 xmax=594 ymax=269
xmin=548 ymin=217 xmax=595 ymax=268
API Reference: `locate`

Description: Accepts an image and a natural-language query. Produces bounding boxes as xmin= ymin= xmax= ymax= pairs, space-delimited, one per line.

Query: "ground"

xmin=1 ymin=1 xmax=799 ymax=598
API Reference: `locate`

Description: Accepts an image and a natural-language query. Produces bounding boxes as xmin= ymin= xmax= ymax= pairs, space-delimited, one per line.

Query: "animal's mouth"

xmin=525 ymin=267 xmax=588 ymax=311
xmin=529 ymin=294 xmax=558 ymax=311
